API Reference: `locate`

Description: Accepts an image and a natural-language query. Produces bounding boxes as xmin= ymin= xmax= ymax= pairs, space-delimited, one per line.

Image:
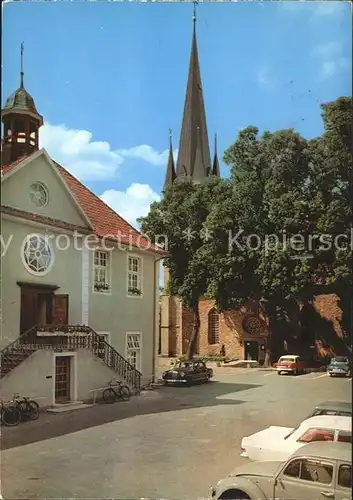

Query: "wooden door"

xmin=52 ymin=294 xmax=69 ymax=325
xmin=20 ymin=288 xmax=38 ymax=333
xmin=55 ymin=356 xmax=71 ymax=402
xmin=244 ymin=341 xmax=259 ymax=361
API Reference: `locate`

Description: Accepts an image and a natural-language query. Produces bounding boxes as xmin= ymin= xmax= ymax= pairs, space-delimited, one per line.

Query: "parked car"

xmin=162 ymin=359 xmax=213 ymax=385
xmin=308 ymin=401 xmax=352 ymax=418
xmin=327 ymin=356 xmax=351 ymax=377
xmin=211 ymin=442 xmax=351 ymax=499
xmin=276 ymin=354 xmax=307 ymax=375
xmin=240 ymin=415 xmax=351 ymax=462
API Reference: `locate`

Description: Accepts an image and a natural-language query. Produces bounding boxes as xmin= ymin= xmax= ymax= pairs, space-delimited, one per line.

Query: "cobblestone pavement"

xmin=2 ymin=369 xmax=351 ymax=499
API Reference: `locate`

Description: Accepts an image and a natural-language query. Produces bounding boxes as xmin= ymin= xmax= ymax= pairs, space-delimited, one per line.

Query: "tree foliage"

xmin=139 ymin=96 xmax=352 ymax=358
xmin=138 ymin=177 xmax=226 ymax=357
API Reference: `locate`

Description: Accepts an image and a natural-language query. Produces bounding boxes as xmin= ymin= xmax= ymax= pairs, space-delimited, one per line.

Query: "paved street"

xmin=2 ymin=368 xmax=351 ymax=499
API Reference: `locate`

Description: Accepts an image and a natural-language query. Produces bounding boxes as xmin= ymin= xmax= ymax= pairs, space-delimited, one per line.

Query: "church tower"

xmin=1 ymin=43 xmax=43 ymax=166
xmin=160 ymin=5 xmax=220 ymax=356
xmin=163 ymin=5 xmax=219 ymax=190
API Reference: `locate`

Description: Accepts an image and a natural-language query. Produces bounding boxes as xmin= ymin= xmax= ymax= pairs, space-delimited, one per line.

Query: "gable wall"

xmin=2 ymin=155 xmax=88 ymax=227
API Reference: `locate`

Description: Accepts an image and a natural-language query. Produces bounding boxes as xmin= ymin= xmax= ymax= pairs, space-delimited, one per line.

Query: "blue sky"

xmin=3 ymin=1 xmax=352 ymax=226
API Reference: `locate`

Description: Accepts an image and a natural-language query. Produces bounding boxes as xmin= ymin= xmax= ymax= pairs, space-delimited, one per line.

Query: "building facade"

xmin=1 ymin=63 xmax=165 ymax=406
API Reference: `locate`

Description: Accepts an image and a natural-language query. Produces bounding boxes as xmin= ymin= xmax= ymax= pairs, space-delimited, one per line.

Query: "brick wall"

xmin=160 ymin=291 xmax=349 ymax=360
xmin=313 ymin=294 xmax=343 ymax=339
xmin=179 ymin=298 xmax=269 ymax=359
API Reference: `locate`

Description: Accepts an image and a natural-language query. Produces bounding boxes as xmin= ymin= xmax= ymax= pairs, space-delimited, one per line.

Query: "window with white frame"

xmin=126 ymin=333 xmax=141 ymax=370
xmin=127 ymin=255 xmax=142 ymax=296
xmin=93 ymin=250 xmax=111 ymax=293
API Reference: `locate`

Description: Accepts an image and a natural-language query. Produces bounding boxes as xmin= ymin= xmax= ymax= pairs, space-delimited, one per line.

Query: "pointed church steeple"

xmin=211 ymin=133 xmax=220 ymax=177
xmin=174 ymin=3 xmax=212 ymax=183
xmin=163 ymin=129 xmax=176 ymax=190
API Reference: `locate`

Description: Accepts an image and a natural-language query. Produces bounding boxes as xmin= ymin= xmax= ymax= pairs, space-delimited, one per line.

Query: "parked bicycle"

xmin=12 ymin=393 xmax=40 ymax=420
xmin=0 ymin=399 xmax=21 ymax=427
xmin=102 ymin=380 xmax=131 ymax=403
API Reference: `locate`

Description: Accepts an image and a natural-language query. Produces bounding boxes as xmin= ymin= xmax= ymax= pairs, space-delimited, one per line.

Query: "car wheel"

xmin=277 ymin=371 xmax=281 ymax=375
xmin=293 ymin=369 xmax=298 ymax=376
xmin=219 ymin=489 xmax=250 ymax=499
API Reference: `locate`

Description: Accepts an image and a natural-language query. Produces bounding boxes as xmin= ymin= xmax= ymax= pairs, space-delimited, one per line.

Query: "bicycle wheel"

xmin=118 ymin=385 xmax=131 ymax=401
xmin=1 ymin=406 xmax=21 ymax=427
xmin=102 ymin=388 xmax=116 ymax=404
xmin=27 ymin=400 xmax=40 ymax=420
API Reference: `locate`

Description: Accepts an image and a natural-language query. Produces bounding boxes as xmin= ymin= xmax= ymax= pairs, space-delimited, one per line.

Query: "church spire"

xmin=174 ymin=3 xmax=211 ymax=183
xmin=163 ymin=129 xmax=176 ymax=190
xmin=212 ymin=133 xmax=220 ymax=176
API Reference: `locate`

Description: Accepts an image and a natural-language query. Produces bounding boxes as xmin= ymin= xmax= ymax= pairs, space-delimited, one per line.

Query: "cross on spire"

xmin=193 ymin=1 xmax=198 ymax=25
xmin=169 ymin=128 xmax=173 ymax=147
xmin=20 ymin=42 xmax=24 ymax=88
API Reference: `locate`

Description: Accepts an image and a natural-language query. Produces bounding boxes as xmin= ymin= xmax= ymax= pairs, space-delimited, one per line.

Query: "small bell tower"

xmin=1 ymin=43 xmax=43 ymax=165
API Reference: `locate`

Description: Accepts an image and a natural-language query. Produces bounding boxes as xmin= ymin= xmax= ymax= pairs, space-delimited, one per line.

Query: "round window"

xmin=29 ymin=182 xmax=48 ymax=207
xmin=243 ymin=315 xmax=261 ymax=335
xmin=21 ymin=234 xmax=54 ymax=275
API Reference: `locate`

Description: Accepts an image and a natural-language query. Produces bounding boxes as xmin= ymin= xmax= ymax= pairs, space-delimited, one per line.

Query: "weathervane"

xmin=20 ymin=41 xmax=24 ymax=87
xmin=193 ymin=1 xmax=198 ymax=24
xmin=169 ymin=128 xmax=173 ymax=147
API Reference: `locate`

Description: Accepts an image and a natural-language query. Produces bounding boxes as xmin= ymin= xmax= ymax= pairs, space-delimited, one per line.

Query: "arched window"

xmin=208 ymin=308 xmax=220 ymax=344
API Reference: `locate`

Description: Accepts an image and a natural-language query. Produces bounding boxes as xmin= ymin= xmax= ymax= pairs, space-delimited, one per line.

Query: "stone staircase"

xmin=0 ymin=325 xmax=142 ymax=392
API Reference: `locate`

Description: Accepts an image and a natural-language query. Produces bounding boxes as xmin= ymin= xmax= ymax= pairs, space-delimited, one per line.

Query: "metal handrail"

xmin=0 ymin=324 xmax=142 ymax=391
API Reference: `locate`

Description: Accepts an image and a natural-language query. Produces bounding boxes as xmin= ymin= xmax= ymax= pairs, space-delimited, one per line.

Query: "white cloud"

xmin=320 ymin=61 xmax=336 ymax=80
xmin=312 ymin=42 xmax=341 ymax=58
xmin=256 ymin=65 xmax=278 ymax=92
xmin=118 ymin=145 xmax=170 ymax=166
xmin=279 ymin=0 xmax=347 ymax=17
xmin=40 ymin=122 xmax=172 ymax=182
xmin=100 ymin=183 xmax=160 ymax=228
xmin=311 ymin=42 xmax=351 ymax=81
xmin=312 ymin=1 xmax=347 ymax=17
xmin=319 ymin=57 xmax=350 ymax=81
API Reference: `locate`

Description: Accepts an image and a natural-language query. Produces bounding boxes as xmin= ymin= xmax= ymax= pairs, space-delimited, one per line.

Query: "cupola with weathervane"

xmin=1 ymin=43 xmax=43 ymax=166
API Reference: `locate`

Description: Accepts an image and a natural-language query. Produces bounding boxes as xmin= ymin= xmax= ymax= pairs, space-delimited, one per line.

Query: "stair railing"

xmin=1 ymin=324 xmax=142 ymax=392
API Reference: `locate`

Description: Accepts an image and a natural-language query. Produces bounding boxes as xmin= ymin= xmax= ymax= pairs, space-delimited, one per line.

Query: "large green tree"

xmin=208 ymin=96 xmax=352 ymax=356
xmin=140 ymin=96 xmax=351 ymax=360
xmin=138 ymin=177 xmax=227 ymax=358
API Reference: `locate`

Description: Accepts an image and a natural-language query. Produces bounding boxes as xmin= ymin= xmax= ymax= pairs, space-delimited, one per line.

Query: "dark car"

xmin=162 ymin=359 xmax=213 ymax=385
xmin=308 ymin=401 xmax=352 ymax=418
xmin=327 ymin=356 xmax=351 ymax=377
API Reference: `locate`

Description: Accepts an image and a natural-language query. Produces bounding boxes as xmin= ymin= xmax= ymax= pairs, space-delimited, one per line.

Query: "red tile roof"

xmin=1 ymin=154 xmax=34 ymax=174
xmin=1 ymin=152 xmax=167 ymax=256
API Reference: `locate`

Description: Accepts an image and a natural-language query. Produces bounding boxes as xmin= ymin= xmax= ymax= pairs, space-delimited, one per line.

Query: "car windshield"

xmin=175 ymin=361 xmax=192 ymax=369
xmin=331 ymin=357 xmax=348 ymax=364
xmin=278 ymin=357 xmax=297 ymax=363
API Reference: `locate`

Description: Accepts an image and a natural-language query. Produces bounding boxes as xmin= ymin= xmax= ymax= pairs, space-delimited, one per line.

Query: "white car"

xmin=241 ymin=415 xmax=351 ymax=462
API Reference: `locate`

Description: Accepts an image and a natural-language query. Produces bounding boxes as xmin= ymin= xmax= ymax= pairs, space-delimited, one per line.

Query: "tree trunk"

xmin=186 ymin=304 xmax=200 ymax=359
xmin=263 ymin=350 xmax=271 ymax=368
